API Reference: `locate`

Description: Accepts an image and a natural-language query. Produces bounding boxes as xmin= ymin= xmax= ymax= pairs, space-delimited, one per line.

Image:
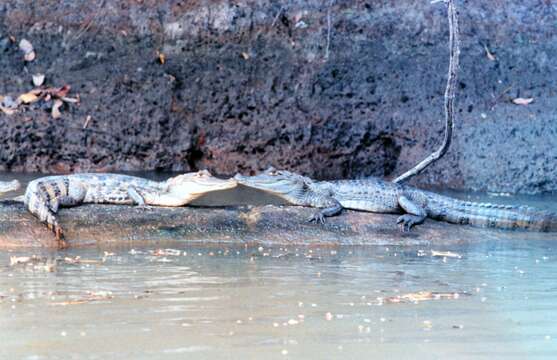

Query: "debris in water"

xmin=62 ymin=256 xmax=101 ymax=265
xmin=9 ymin=255 xmax=56 ymax=272
xmin=512 ymin=97 xmax=534 ymax=106
xmin=50 ymin=291 xmax=113 ymax=306
xmin=431 ymin=250 xmax=462 ymax=258
xmin=385 ymin=291 xmax=469 ymax=304
xmin=152 ymin=248 xmax=182 ymax=256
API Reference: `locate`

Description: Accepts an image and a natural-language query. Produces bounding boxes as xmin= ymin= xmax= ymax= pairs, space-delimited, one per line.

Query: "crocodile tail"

xmin=24 ymin=179 xmax=66 ymax=233
xmin=420 ymin=192 xmax=557 ymax=232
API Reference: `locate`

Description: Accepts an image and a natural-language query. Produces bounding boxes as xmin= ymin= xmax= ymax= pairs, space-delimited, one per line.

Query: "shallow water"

xmin=1 ymin=173 xmax=557 ymax=359
xmin=1 ymin=241 xmax=557 ymax=360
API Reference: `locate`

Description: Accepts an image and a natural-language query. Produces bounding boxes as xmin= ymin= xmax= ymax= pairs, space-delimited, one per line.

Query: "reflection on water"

xmin=1 ymin=241 xmax=557 ymax=359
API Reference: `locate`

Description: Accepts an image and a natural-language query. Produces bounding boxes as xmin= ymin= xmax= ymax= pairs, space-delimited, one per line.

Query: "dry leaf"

xmin=512 ymin=97 xmax=534 ymax=106
xmin=484 ymin=45 xmax=496 ymax=61
xmin=240 ymin=52 xmax=250 ymax=60
xmin=158 ymin=52 xmax=165 ymax=64
xmin=18 ymin=38 xmax=33 ymax=54
xmin=32 ymin=73 xmax=45 ymax=87
xmin=52 ymin=99 xmax=63 ymax=118
xmin=24 ymin=50 xmax=36 ymax=62
xmin=18 ymin=92 xmax=40 ymax=104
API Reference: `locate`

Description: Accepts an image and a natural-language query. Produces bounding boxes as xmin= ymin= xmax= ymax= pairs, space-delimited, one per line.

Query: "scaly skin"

xmin=0 ymin=180 xmax=20 ymax=193
xmin=25 ymin=170 xmax=237 ymax=248
xmin=235 ymin=168 xmax=557 ymax=232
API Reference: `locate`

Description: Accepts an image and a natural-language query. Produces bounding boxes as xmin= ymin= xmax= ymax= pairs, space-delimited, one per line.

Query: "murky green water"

xmin=1 ymin=241 xmax=557 ymax=359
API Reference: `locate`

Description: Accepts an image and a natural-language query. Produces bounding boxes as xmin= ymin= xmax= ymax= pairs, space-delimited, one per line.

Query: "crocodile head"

xmin=166 ymin=170 xmax=237 ymax=200
xmin=0 ymin=180 xmax=21 ymax=193
xmin=234 ymin=167 xmax=312 ymax=203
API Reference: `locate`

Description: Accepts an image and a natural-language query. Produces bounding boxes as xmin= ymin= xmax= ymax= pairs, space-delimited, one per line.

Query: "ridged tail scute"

xmin=418 ymin=191 xmax=557 ymax=232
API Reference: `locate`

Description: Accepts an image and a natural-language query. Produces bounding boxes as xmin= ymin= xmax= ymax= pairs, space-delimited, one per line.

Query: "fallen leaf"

xmin=18 ymin=92 xmax=40 ymax=104
xmin=18 ymin=38 xmax=33 ymax=54
xmin=484 ymin=44 xmax=496 ymax=61
xmin=158 ymin=52 xmax=165 ymax=64
xmin=240 ymin=52 xmax=250 ymax=60
xmin=24 ymin=50 xmax=36 ymax=62
xmin=512 ymin=97 xmax=534 ymax=106
xmin=431 ymin=250 xmax=462 ymax=258
xmin=32 ymin=73 xmax=45 ymax=87
xmin=52 ymin=99 xmax=63 ymax=118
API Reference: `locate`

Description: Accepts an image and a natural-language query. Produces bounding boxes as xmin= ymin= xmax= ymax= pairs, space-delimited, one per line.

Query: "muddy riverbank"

xmin=1 ymin=201 xmax=555 ymax=249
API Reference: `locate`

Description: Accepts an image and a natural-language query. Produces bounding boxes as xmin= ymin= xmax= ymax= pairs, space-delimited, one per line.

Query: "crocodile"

xmin=24 ymin=170 xmax=237 ymax=247
xmin=234 ymin=168 xmax=557 ymax=232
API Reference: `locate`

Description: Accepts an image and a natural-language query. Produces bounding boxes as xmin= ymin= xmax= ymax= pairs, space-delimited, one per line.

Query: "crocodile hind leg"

xmin=397 ymin=195 xmax=427 ymax=232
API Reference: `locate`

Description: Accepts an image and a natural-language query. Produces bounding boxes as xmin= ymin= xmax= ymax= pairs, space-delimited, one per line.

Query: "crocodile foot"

xmin=397 ymin=215 xmax=420 ymax=232
xmin=307 ymin=212 xmax=326 ymax=225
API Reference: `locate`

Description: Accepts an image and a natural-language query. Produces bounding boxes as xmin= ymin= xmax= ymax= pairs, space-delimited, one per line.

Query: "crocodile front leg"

xmin=396 ymin=195 xmax=427 ymax=231
xmin=307 ymin=195 xmax=343 ymax=224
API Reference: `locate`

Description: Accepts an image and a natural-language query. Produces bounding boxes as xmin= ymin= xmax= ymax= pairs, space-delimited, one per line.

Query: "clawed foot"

xmin=397 ymin=215 xmax=419 ymax=232
xmin=307 ymin=212 xmax=326 ymax=224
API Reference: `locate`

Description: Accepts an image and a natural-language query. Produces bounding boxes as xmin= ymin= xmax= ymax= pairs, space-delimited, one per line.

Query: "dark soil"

xmin=0 ymin=1 xmax=556 ymax=194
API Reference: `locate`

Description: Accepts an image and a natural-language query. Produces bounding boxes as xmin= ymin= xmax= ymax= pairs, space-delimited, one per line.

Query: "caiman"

xmin=235 ymin=168 xmax=557 ymax=232
xmin=24 ymin=170 xmax=237 ymax=247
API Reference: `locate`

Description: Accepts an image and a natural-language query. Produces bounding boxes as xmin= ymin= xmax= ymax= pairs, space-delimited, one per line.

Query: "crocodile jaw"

xmin=234 ymin=173 xmax=298 ymax=197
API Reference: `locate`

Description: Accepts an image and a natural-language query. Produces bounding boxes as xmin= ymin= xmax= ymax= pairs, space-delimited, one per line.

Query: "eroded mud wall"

xmin=0 ymin=1 xmax=555 ymax=193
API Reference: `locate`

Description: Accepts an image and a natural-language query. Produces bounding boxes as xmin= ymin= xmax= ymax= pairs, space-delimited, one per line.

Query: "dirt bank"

xmin=2 ymin=200 xmax=555 ymax=249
